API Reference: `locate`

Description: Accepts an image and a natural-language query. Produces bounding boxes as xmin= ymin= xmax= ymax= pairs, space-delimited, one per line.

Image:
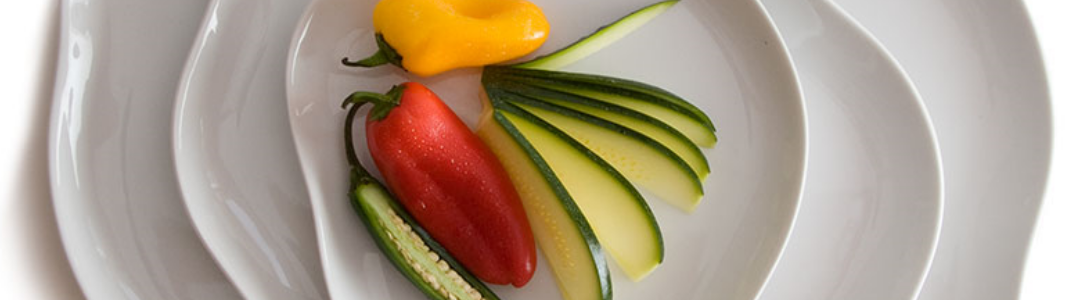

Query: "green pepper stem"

xmin=342 ymin=33 xmax=404 ymax=69
xmin=342 ymin=52 xmax=389 ymax=67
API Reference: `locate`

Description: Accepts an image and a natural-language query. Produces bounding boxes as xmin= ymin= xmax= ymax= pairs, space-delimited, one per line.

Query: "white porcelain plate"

xmin=172 ymin=0 xmax=327 ymax=298
xmin=286 ymin=0 xmax=806 ymax=299
xmin=48 ymin=0 xmax=240 ymax=298
xmin=757 ymin=0 xmax=942 ymax=299
xmin=830 ymin=1 xmax=1052 ymax=299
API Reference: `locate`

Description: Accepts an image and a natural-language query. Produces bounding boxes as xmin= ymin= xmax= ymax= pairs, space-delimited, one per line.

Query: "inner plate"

xmin=757 ymin=0 xmax=942 ymax=299
xmin=48 ymin=0 xmax=240 ymax=298
xmin=286 ymin=0 xmax=806 ymax=299
xmin=172 ymin=0 xmax=326 ymax=298
xmin=831 ymin=1 xmax=1052 ymax=299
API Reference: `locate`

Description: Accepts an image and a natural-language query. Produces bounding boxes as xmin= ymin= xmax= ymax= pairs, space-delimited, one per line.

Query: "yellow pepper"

xmin=345 ymin=0 xmax=550 ymax=77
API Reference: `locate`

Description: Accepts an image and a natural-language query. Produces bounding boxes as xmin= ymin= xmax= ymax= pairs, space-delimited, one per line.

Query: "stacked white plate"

xmin=48 ymin=0 xmax=1050 ymax=299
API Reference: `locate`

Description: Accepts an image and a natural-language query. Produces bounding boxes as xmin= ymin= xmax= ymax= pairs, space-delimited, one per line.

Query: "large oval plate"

xmin=286 ymin=0 xmax=807 ymax=299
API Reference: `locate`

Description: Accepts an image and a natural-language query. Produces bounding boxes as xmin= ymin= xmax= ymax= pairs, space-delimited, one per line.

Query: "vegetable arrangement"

xmin=340 ymin=1 xmax=714 ymax=299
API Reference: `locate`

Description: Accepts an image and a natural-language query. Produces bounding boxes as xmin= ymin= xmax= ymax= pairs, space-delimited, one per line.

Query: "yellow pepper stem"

xmin=342 ymin=34 xmax=403 ymax=69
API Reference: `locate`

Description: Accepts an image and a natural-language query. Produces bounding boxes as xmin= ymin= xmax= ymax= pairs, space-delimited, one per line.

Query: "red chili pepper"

xmin=344 ymin=82 xmax=537 ymax=287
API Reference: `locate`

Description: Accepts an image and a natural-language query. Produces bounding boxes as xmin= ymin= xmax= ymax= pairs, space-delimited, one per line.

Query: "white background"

xmin=0 ymin=1 xmax=1075 ymax=299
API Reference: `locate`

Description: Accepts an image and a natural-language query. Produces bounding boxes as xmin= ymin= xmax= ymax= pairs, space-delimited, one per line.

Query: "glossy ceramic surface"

xmin=286 ymin=0 xmax=806 ymax=299
xmin=47 ymin=0 xmax=241 ymax=298
xmin=831 ymin=1 xmax=1052 ymax=299
xmin=757 ymin=1 xmax=942 ymax=299
xmin=172 ymin=0 xmax=326 ymax=299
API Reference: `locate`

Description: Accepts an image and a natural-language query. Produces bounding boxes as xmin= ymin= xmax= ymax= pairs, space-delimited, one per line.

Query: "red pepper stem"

xmin=341 ymin=85 xmax=405 ymax=121
xmin=342 ymin=84 xmax=407 ymax=186
xmin=343 ymin=103 xmax=373 ymax=186
xmin=342 ymin=34 xmax=404 ymax=69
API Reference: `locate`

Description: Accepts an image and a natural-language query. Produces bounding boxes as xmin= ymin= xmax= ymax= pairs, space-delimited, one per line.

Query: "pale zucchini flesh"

xmin=476 ymin=108 xmax=611 ymax=300
xmin=532 ymin=99 xmax=709 ymax=180
xmin=486 ymin=79 xmax=709 ymax=180
xmin=496 ymin=90 xmax=704 ymax=213
xmin=492 ymin=99 xmax=664 ymax=281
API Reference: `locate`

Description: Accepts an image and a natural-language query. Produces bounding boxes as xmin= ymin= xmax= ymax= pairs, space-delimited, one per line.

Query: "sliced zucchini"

xmin=486 ymin=66 xmax=717 ymax=146
xmin=343 ymin=105 xmax=500 ymax=300
xmin=543 ymin=85 xmax=716 ymax=147
xmin=488 ymin=92 xmax=664 ymax=281
xmin=494 ymin=88 xmax=704 ymax=212
xmin=487 ymin=79 xmax=709 ymax=180
xmin=476 ymin=104 xmax=612 ymax=300
xmin=512 ymin=1 xmax=679 ymax=71
xmin=488 ymin=66 xmax=714 ymax=131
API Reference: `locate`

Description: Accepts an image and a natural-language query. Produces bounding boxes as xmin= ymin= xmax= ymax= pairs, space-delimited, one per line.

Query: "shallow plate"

xmin=830 ymin=1 xmax=1052 ymax=299
xmin=757 ymin=0 xmax=942 ymax=299
xmin=48 ymin=0 xmax=240 ymax=298
xmin=172 ymin=0 xmax=327 ymax=298
xmin=286 ymin=0 xmax=806 ymax=299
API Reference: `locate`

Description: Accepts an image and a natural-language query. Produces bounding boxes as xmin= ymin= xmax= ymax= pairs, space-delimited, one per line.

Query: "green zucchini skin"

xmin=511 ymin=0 xmax=679 ymax=71
xmin=485 ymin=78 xmax=710 ymax=178
xmin=487 ymin=66 xmax=717 ymax=135
xmin=343 ymin=105 xmax=501 ymax=300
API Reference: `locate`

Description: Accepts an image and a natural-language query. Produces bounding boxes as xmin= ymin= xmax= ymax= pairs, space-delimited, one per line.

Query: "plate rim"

xmin=756 ymin=0 xmax=945 ymax=298
xmin=829 ymin=0 xmax=1053 ymax=298
xmin=46 ymin=0 xmax=240 ymax=298
xmin=169 ymin=0 xmax=329 ymax=298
